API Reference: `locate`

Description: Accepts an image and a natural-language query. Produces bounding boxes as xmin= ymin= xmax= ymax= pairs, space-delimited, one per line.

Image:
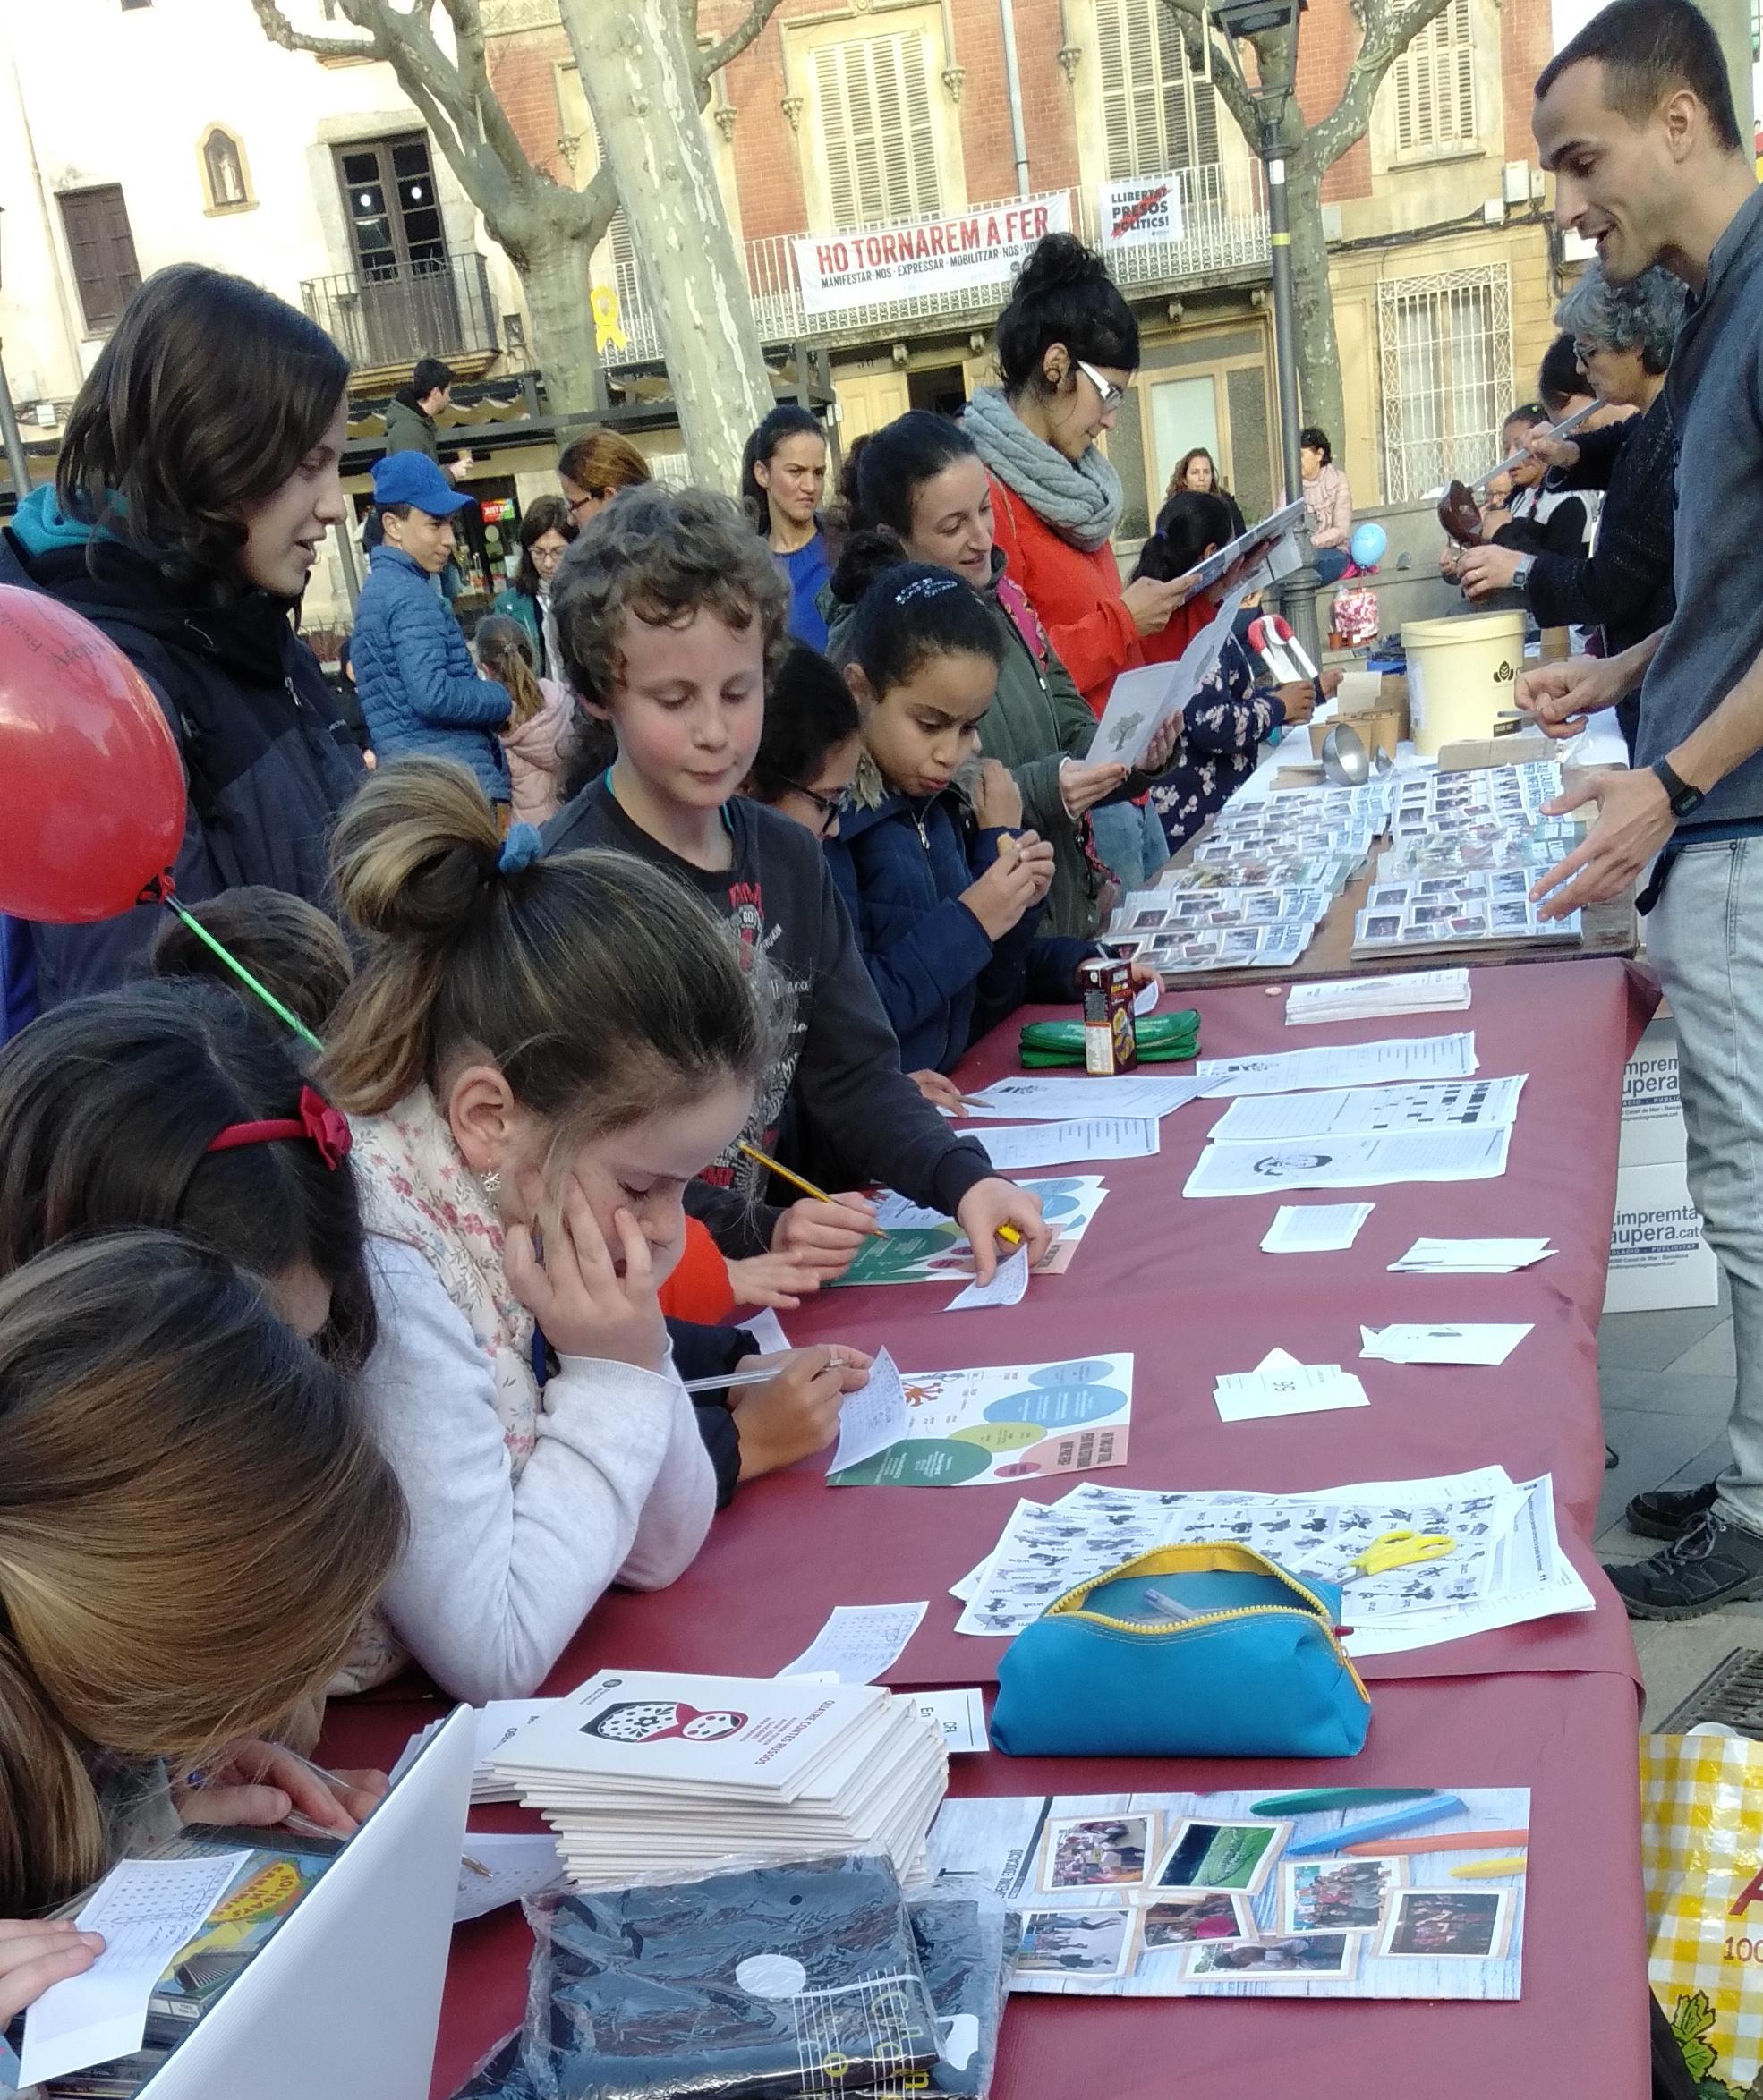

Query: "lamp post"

xmin=0 ymin=209 xmax=35 ymax=511
xmin=1208 ymin=0 xmax=1324 ymax=667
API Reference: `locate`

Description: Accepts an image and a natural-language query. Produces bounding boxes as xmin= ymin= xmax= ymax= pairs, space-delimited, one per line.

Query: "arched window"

xmin=200 ymin=126 xmax=253 ymax=214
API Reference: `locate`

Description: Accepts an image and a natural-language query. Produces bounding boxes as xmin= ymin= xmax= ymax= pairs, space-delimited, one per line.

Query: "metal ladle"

xmin=1321 ymin=721 xmax=1371 ymax=786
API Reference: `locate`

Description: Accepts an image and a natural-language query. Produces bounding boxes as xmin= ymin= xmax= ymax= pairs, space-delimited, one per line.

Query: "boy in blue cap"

xmin=352 ymin=453 xmax=512 ymax=811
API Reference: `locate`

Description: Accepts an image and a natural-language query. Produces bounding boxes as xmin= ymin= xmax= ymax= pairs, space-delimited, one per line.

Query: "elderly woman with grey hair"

xmin=1458 ymin=265 xmax=1683 ymax=753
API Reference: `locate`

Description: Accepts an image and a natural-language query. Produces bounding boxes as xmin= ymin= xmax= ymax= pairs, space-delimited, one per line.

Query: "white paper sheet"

xmin=776 ymin=1602 xmax=929 ymax=1684
xmin=21 ymin=1853 xmax=251 ymax=2087
xmin=1389 ymin=1237 xmax=1556 ymax=1273
xmin=1360 ymin=1322 xmax=1533 ymax=1365
xmin=1286 ymin=970 xmax=1471 ymax=1024
xmin=1261 ymin=1203 xmax=1375 ymax=1254
xmin=1210 ymin=1076 xmax=1524 ymax=1145
xmin=946 ymin=1243 xmax=1030 ymax=1311
xmin=910 ymin=1688 xmax=989 ymax=1755
xmin=738 ymin=1307 xmax=791 ymax=1354
xmin=1214 ymin=1357 xmax=1371 ymax=1422
xmin=1184 ymin=1125 xmax=1512 ymax=1197
xmin=961 ymin=1075 xmax=1209 ymax=1121
xmin=965 ymin=1118 xmax=1159 ymax=1169
xmin=1086 ymin=587 xmax=1246 ymax=767
xmin=1196 ymin=1032 xmax=1478 ymax=1096
xmin=1133 ymin=977 xmax=1161 ymax=1016
xmin=830 ymin=1348 xmax=907 ymax=1473
xmin=454 ymin=1832 xmax=566 ymax=1923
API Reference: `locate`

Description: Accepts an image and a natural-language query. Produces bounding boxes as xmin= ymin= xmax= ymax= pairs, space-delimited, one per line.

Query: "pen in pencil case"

xmin=1285 ymin=1793 xmax=1469 ymax=1857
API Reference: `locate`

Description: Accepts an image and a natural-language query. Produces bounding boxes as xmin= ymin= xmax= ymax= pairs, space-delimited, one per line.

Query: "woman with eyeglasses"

xmin=965 ymin=234 xmax=1205 ymax=889
xmin=557 ymin=428 xmax=652 ymax=528
xmin=491 ymin=495 xmax=576 ymax=680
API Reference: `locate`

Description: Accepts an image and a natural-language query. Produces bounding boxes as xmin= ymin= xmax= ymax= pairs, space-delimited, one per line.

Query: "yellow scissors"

xmin=1348 ymin=1529 xmax=1456 ymax=1579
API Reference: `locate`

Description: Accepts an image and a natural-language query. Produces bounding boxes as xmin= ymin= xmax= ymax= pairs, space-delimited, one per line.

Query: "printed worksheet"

xmin=961 ymin=1119 xmax=1160 ymax=1170
xmin=1183 ymin=1125 xmax=1512 ymax=1198
xmin=1086 ymin=587 xmax=1246 ymax=768
xmin=1196 ymin=1033 xmax=1478 ymax=1097
xmin=927 ymin=1787 xmax=1529 ymax=2001
xmin=951 ymin=1469 xmax=1526 ymax=1639
xmin=1260 ymin=1203 xmax=1375 ymax=1254
xmin=1208 ymin=1076 xmax=1525 ymax=1145
xmin=828 ymin=1355 xmax=1134 ymax=1490
xmin=961 ymin=1075 xmax=1210 ymax=1122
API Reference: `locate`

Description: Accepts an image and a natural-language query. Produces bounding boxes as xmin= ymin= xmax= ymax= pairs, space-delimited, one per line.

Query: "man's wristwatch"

xmin=1653 ymin=757 xmax=1705 ymax=818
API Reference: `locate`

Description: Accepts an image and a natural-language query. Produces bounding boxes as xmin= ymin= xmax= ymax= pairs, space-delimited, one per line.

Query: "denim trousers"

xmin=1648 ymin=839 xmax=1763 ymax=1534
xmin=1092 ymin=799 xmax=1170 ymax=890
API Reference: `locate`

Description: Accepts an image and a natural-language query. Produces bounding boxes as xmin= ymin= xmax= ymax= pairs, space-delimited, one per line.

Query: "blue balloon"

xmin=1350 ymin=522 xmax=1388 ymax=569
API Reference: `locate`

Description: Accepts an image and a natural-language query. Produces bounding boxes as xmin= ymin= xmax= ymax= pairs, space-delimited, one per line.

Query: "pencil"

xmin=1450 ymin=1854 xmax=1528 ymax=1879
xmin=737 ymin=1141 xmax=889 ymax=1237
xmin=1342 ymin=1828 xmax=1529 ymax=1858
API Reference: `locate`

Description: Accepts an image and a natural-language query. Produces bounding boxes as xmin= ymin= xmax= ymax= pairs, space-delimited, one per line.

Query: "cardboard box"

xmin=1604 ymin=1159 xmax=1719 ymax=1314
xmin=1620 ymin=1018 xmax=1686 ymax=1169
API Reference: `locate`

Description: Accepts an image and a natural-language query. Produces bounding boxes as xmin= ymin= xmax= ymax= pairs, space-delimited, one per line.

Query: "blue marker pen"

xmin=1284 ymin=1793 xmax=1468 ymax=1858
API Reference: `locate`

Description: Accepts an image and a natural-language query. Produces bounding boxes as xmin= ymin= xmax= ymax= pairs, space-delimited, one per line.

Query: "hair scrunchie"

xmin=499 ymin=821 xmax=543 ymax=876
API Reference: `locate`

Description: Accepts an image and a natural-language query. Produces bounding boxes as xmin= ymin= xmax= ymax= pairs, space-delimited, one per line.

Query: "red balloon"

xmin=0 ymin=583 xmax=186 ymax=922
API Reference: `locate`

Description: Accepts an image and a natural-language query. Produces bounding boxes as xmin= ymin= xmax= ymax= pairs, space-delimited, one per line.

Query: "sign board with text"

xmin=792 ymin=193 xmax=1073 ymax=319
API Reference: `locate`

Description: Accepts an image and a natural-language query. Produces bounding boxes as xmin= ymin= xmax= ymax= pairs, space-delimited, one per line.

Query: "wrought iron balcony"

xmin=301 ymin=251 xmax=498 ymax=372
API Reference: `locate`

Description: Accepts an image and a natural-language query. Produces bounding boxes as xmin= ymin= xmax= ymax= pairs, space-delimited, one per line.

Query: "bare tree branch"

xmin=1158 ymin=0 xmax=1261 ymax=147
xmin=249 ymin=0 xmax=383 ymax=62
xmin=699 ymin=0 xmax=786 ymax=81
xmin=1311 ymin=0 xmax=1458 ymax=164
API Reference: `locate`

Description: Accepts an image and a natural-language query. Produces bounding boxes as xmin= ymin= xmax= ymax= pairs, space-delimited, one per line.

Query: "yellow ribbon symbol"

xmin=592 ymin=286 xmax=626 ymax=354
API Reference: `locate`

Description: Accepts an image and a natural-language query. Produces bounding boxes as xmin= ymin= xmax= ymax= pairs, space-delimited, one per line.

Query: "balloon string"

xmin=160 ymin=899 xmax=326 ymax=1054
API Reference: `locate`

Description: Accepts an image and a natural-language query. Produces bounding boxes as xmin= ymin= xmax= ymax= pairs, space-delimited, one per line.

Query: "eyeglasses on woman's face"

xmin=1076 ymin=360 xmax=1126 ymax=411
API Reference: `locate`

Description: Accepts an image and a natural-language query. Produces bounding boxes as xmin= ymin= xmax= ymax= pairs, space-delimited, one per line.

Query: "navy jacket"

xmin=5 ymin=489 xmax=364 ymax=1009
xmin=826 ymin=762 xmax=1097 ymax=1074
xmin=353 ymin=545 xmax=511 ymax=802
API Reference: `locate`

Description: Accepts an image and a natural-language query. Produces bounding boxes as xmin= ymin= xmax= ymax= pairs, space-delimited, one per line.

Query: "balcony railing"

xmin=598 ymin=161 xmax=1269 ymax=370
xmin=302 ymin=251 xmax=498 ymax=373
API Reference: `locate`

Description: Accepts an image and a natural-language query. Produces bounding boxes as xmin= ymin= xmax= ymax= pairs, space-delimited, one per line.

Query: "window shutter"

xmin=1095 ymin=0 xmax=1137 ymax=181
xmin=815 ymin=34 xmax=941 ymax=228
xmin=1098 ymin=0 xmax=1215 ymax=179
xmin=1390 ymin=0 xmax=1476 ymax=154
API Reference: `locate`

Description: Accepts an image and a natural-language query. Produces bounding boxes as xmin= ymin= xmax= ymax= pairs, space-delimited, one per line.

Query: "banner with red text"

xmin=791 ymin=193 xmax=1073 ymax=319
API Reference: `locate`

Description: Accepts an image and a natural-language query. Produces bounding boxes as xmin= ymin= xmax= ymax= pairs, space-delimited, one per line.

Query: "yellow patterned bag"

xmin=1642 ymin=1732 xmax=1763 ymax=2096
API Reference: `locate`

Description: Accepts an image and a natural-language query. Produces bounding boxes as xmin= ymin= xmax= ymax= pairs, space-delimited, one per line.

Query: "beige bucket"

xmin=1401 ymin=612 xmax=1527 ymax=758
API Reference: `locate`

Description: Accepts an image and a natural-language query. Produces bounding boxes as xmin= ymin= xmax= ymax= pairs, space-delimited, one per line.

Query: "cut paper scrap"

xmin=1214 ymin=1350 xmax=1371 ymax=1424
xmin=946 ymin=1243 xmax=1030 ymax=1312
xmin=1360 ymin=1323 xmax=1532 ymax=1366
xmin=776 ymin=1602 xmax=928 ymax=1684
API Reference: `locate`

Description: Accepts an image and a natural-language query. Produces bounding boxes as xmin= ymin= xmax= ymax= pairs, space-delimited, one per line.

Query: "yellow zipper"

xmin=1049 ymin=1555 xmax=1370 ymax=1700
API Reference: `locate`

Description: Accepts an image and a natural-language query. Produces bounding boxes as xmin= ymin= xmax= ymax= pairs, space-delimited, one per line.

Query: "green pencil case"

xmin=1018 ymin=1012 xmax=1199 ymax=1067
xmin=991 ymin=1543 xmax=1372 ymax=1759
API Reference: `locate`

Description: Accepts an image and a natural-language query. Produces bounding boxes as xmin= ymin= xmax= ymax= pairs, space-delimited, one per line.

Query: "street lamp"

xmin=1208 ymin=0 xmax=1324 ymax=666
xmin=0 ymin=209 xmax=35 ymax=513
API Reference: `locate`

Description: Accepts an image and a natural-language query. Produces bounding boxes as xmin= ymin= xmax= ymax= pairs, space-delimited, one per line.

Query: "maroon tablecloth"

xmin=319 ymin=955 xmax=1660 ymax=2100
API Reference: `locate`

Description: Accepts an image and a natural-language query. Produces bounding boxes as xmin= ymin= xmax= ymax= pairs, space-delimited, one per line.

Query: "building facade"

xmin=0 ymin=0 xmax=1570 ymax=622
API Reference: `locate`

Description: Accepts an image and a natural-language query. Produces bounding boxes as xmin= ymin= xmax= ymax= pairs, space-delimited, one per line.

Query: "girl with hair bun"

xmin=322 ymin=756 xmax=860 ymax=1704
xmin=824 ymin=537 xmax=1151 ymax=1075
xmin=965 ymin=234 xmax=1210 ymax=888
xmin=0 ymin=1229 xmax=403 ymax=1928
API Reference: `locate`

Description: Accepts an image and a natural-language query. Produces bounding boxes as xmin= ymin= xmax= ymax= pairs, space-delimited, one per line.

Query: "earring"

xmin=482 ymin=1167 xmax=504 ymax=1202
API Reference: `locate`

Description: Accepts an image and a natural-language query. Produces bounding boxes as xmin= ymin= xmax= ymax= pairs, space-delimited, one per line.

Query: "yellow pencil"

xmin=737 ymin=1142 xmax=890 ymax=1237
xmin=1450 ymin=1854 xmax=1528 ymax=1879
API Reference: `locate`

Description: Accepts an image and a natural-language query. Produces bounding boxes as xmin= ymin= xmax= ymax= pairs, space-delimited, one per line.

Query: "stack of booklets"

xmin=489 ymin=1671 xmax=949 ymax=1889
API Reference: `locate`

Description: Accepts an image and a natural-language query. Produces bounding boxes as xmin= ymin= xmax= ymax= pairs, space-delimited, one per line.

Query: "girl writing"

xmin=320 ymin=758 xmax=867 ymax=1703
xmin=0 ymin=1231 xmax=402 ymax=1930
xmin=542 ymin=484 xmax=1050 ymax=1282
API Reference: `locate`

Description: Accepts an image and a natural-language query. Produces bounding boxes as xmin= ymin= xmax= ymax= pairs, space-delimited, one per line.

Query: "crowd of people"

xmin=0 ymin=11 xmax=1752 ymax=2091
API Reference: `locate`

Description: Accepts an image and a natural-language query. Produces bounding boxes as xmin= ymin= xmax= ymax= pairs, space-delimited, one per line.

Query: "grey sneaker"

xmin=1625 ymin=1479 xmax=1721 ymax=1542
xmin=1607 ymin=1509 xmax=1763 ymax=1620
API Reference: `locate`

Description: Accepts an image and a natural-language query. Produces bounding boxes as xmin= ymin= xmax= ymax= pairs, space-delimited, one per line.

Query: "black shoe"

xmin=1625 ymin=1479 xmax=1720 ymax=1541
xmin=1606 ymin=1509 xmax=1763 ymax=1620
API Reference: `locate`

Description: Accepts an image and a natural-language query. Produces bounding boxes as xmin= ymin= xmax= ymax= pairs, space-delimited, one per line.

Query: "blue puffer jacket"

xmin=825 ymin=755 xmax=1099 ymax=1074
xmin=353 ymin=545 xmax=511 ymax=802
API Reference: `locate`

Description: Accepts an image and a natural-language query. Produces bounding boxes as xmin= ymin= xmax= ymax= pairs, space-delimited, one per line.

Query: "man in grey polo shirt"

xmin=1522 ymin=0 xmax=1763 ymax=1617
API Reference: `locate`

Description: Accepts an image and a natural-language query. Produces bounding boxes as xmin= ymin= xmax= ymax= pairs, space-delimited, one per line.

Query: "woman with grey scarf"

xmin=966 ymin=235 xmax=1197 ymax=888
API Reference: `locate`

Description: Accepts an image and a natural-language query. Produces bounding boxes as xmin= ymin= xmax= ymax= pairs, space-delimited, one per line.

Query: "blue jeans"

xmin=1648 ymin=839 xmax=1763 ymax=1532
xmin=1092 ymin=800 xmax=1169 ymax=890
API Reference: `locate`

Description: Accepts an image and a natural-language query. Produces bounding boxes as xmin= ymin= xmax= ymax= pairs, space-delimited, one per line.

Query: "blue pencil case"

xmin=990 ymin=1543 xmax=1372 ymax=1759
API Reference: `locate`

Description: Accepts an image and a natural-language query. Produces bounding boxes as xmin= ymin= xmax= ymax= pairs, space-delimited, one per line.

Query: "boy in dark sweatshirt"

xmin=541 ymin=484 xmax=1050 ymax=1286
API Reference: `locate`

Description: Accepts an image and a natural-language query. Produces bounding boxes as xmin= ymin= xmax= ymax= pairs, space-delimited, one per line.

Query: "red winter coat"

xmin=985 ymin=473 xmax=1144 ymax=718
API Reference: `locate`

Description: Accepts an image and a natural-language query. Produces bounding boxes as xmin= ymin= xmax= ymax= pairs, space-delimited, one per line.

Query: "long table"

xmin=321 ymin=956 xmax=1659 ymax=2100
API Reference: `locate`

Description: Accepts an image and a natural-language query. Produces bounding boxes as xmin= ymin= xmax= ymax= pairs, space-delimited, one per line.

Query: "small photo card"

xmin=1181 ymin=1932 xmax=1360 ymax=1981
xmin=1038 ymin=1814 xmax=1157 ymax=1892
xmin=1153 ymin=1817 xmax=1287 ymax=1898
xmin=1015 ymin=1907 xmax=1135 ymax=1979
xmin=1279 ymin=1857 xmax=1406 ymax=1935
xmin=1134 ymin=1892 xmax=1257 ymax=1952
xmin=1378 ymin=1886 xmax=1512 ymax=1960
